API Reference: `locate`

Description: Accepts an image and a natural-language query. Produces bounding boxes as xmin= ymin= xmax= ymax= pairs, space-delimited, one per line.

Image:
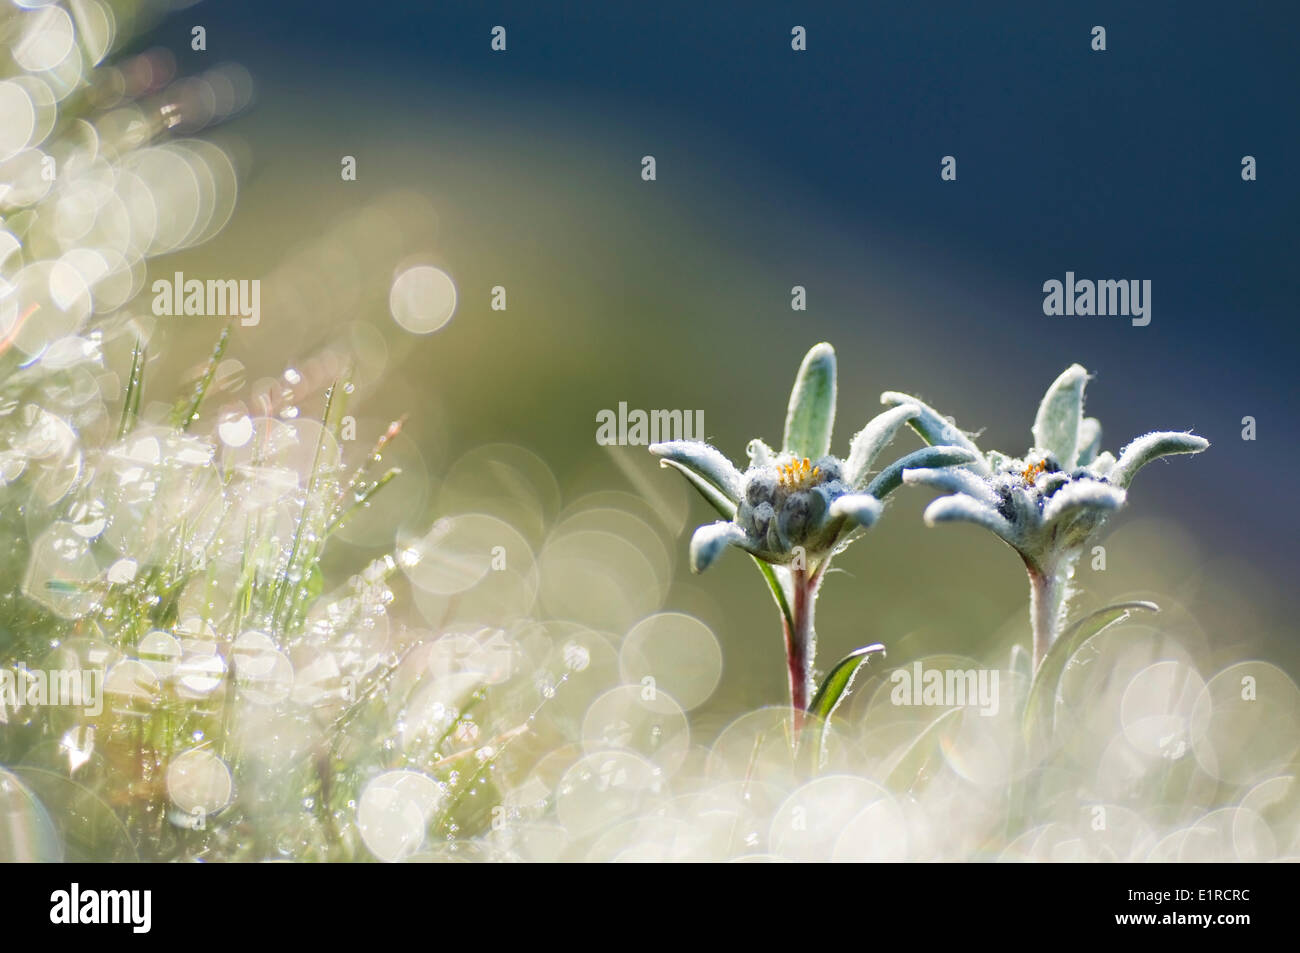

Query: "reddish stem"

xmin=784 ymin=566 xmax=821 ymax=728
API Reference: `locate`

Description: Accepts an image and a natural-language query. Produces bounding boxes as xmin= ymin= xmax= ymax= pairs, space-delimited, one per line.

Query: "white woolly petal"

xmin=879 ymin=391 xmax=990 ymax=474
xmin=844 ymin=403 xmax=918 ymax=489
xmin=1031 ymin=364 xmax=1088 ymax=471
xmin=649 ymin=440 xmax=745 ymax=502
xmin=923 ymin=494 xmax=1016 ymax=542
xmin=1112 ymin=431 xmax=1209 ymax=488
xmin=746 ymin=438 xmax=777 ymax=467
xmin=1042 ymin=481 xmax=1127 ymax=524
xmin=1086 ymin=450 xmax=1117 ymax=478
xmin=829 ymin=493 xmax=884 ymax=530
xmin=688 ymin=521 xmax=749 ymax=573
xmin=902 ymin=467 xmax=999 ymax=506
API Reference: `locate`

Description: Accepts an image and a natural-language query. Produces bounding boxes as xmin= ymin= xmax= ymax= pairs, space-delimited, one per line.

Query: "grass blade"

xmin=117 ymin=337 xmax=146 ymax=439
xmin=172 ymin=326 xmax=230 ymax=431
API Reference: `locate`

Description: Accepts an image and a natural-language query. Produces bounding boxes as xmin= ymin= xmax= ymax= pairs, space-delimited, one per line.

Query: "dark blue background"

xmin=163 ymin=2 xmax=1299 ymax=624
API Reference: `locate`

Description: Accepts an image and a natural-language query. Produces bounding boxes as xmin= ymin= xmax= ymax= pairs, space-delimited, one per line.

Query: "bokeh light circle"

xmin=357 ymin=770 xmax=443 ymax=862
xmin=389 ymin=264 xmax=456 ymax=334
xmin=619 ymin=612 xmax=722 ymax=711
xmin=1190 ymin=661 xmax=1300 ymax=784
xmin=165 ymin=748 xmax=233 ymax=817
xmin=581 ymin=684 xmax=690 ymax=775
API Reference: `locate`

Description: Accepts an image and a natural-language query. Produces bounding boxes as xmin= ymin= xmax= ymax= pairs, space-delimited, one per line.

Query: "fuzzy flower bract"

xmin=649 ymin=342 xmax=974 ymax=718
xmin=888 ymin=364 xmax=1208 ymax=668
xmin=652 ymin=344 xmax=975 ymax=575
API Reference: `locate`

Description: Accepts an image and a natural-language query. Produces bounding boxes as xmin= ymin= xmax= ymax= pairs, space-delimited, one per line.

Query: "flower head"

xmin=889 ymin=364 xmax=1209 ymax=574
xmin=649 ymin=342 xmax=974 ymax=718
xmin=651 ymin=343 xmax=975 ymax=573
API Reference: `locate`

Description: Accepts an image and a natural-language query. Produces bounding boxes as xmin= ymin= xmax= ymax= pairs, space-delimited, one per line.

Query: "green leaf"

xmin=880 ymin=391 xmax=987 ymax=473
xmin=806 ymin=643 xmax=885 ymax=770
xmin=783 ymin=342 xmax=836 ymax=459
xmin=1031 ymin=364 xmax=1088 ymax=470
xmin=1111 ymin=431 xmax=1209 ymax=488
xmin=1061 ymin=600 xmax=1159 ymax=643
xmin=1023 ymin=600 xmax=1159 ymax=748
xmin=809 ymin=643 xmax=886 ymax=722
xmin=751 ymin=557 xmax=794 ymax=633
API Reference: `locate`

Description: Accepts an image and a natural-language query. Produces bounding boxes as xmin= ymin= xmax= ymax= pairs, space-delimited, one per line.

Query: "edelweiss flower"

xmin=652 ymin=344 xmax=975 ymax=574
xmin=650 ymin=343 xmax=973 ymax=717
xmin=888 ymin=364 xmax=1208 ymax=668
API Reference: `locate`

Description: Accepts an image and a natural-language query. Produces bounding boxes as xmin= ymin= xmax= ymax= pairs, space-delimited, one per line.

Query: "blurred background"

xmin=127 ymin=0 xmax=1296 ymax=728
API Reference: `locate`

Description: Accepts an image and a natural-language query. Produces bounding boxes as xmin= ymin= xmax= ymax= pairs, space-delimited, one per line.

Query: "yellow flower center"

xmin=1021 ymin=460 xmax=1047 ymax=484
xmin=778 ymin=456 xmax=820 ymax=489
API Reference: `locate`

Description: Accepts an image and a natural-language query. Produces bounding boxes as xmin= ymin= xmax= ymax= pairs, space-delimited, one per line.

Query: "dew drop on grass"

xmin=562 ymin=642 xmax=590 ymax=673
